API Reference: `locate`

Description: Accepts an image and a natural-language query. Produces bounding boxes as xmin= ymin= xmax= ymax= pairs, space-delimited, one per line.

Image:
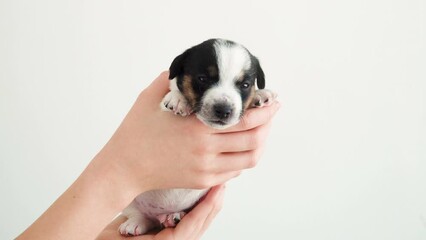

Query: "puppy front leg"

xmin=160 ymin=91 xmax=193 ymax=116
xmin=119 ymin=201 xmax=156 ymax=236
xmin=160 ymin=79 xmax=192 ymax=116
xmin=250 ymin=89 xmax=277 ymax=108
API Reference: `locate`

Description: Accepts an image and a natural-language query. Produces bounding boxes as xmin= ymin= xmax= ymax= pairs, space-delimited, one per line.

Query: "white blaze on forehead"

xmin=195 ymin=40 xmax=252 ymax=129
xmin=214 ymin=40 xmax=251 ymax=86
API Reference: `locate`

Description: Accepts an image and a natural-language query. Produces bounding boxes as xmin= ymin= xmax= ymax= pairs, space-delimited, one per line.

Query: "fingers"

xmin=195 ymin=186 xmax=226 ymax=239
xmin=173 ymin=185 xmax=225 ymax=240
xmin=212 ymin=148 xmax=264 ymax=174
xmin=212 ymin=101 xmax=280 ymax=134
xmin=211 ymin=121 xmax=272 ymax=153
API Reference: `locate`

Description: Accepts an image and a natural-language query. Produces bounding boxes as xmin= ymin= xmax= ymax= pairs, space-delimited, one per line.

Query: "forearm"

xmin=16 ymin=153 xmax=143 ymax=240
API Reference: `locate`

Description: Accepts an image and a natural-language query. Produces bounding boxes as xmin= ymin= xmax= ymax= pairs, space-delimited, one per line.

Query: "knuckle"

xmin=194 ymin=138 xmax=213 ymax=155
xmin=194 ymin=144 xmax=209 ymax=156
xmin=248 ymin=128 xmax=263 ymax=149
xmin=247 ymin=152 xmax=259 ymax=168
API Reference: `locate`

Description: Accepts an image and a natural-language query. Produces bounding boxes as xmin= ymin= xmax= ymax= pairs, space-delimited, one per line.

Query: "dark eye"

xmin=198 ymin=75 xmax=208 ymax=82
xmin=241 ymin=82 xmax=251 ymax=89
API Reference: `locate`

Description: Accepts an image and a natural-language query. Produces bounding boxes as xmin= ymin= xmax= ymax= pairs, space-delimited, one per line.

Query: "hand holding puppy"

xmin=97 ymin=71 xmax=280 ymax=194
xmin=17 ymin=71 xmax=279 ymax=240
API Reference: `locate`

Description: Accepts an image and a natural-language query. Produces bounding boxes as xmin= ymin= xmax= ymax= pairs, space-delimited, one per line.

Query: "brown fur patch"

xmin=244 ymin=87 xmax=256 ymax=110
xmin=182 ymin=75 xmax=197 ymax=107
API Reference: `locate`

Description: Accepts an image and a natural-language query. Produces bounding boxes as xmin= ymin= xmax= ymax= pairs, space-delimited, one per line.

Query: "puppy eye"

xmin=197 ymin=75 xmax=208 ymax=82
xmin=241 ymin=82 xmax=251 ymax=89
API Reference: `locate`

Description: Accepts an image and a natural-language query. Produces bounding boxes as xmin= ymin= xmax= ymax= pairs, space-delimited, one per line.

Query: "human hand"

xmin=93 ymin=71 xmax=280 ymax=196
xmin=16 ymin=72 xmax=279 ymax=240
xmin=96 ymin=185 xmax=226 ymax=240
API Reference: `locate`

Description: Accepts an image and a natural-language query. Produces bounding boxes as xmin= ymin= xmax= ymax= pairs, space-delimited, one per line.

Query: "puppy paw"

xmin=251 ymin=89 xmax=277 ymax=108
xmin=157 ymin=212 xmax=186 ymax=228
xmin=161 ymin=91 xmax=192 ymax=116
xmin=119 ymin=216 xmax=152 ymax=236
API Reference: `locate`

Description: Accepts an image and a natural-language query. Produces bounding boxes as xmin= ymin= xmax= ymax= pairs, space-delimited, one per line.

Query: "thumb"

xmin=144 ymin=71 xmax=171 ymax=100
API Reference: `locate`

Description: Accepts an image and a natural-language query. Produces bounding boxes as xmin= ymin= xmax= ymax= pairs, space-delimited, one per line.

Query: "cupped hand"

xmin=96 ymin=185 xmax=226 ymax=240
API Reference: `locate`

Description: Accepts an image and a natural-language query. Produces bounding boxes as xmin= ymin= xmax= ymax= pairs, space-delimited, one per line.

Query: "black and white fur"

xmin=119 ymin=39 xmax=276 ymax=236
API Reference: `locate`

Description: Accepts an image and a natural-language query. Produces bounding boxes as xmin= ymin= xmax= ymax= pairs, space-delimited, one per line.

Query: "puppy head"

xmin=169 ymin=39 xmax=265 ymax=129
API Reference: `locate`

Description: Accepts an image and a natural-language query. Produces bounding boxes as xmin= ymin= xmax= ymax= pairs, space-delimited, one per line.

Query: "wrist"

xmin=87 ymin=151 xmax=146 ymax=210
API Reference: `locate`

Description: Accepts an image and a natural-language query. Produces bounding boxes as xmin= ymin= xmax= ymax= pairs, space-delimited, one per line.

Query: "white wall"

xmin=1 ymin=0 xmax=425 ymax=239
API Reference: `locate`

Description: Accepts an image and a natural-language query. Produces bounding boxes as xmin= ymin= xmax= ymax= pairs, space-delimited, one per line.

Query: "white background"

xmin=1 ymin=0 xmax=425 ymax=239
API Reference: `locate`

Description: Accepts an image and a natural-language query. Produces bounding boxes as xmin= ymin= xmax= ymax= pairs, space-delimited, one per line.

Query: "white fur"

xmin=214 ymin=39 xmax=251 ymax=82
xmin=120 ymin=188 xmax=208 ymax=236
xmin=197 ymin=84 xmax=242 ymax=129
xmin=160 ymin=78 xmax=192 ymax=116
xmin=169 ymin=78 xmax=179 ymax=91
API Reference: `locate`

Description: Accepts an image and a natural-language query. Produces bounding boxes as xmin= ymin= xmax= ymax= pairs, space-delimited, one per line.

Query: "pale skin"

xmin=17 ymin=71 xmax=280 ymax=240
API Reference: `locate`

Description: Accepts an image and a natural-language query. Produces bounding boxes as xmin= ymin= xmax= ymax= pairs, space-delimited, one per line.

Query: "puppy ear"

xmin=252 ymin=57 xmax=265 ymax=89
xmin=169 ymin=50 xmax=189 ymax=80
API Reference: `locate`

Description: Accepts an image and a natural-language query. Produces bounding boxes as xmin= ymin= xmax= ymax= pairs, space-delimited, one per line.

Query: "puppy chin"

xmin=196 ymin=114 xmax=239 ymax=130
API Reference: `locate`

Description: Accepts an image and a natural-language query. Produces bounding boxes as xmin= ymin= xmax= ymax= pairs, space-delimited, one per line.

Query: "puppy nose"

xmin=213 ymin=104 xmax=233 ymax=119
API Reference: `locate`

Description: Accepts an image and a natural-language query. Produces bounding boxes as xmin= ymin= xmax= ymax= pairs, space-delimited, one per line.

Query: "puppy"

xmin=119 ymin=39 xmax=276 ymax=236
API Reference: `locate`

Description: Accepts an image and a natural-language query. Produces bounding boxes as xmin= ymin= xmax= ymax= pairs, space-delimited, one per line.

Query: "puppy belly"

xmin=133 ymin=188 xmax=208 ymax=217
xmin=120 ymin=188 xmax=208 ymax=235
